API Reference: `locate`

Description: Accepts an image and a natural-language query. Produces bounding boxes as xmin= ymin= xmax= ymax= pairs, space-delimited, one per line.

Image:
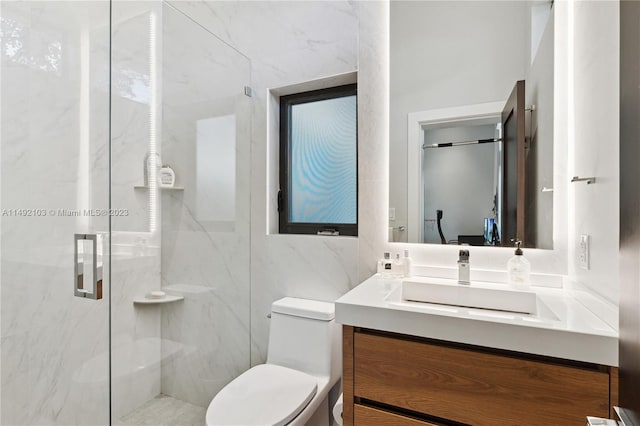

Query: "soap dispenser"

xmin=507 ymin=241 xmax=530 ymax=288
xmin=403 ymin=249 xmax=414 ymax=277
xmin=392 ymin=253 xmax=404 ymax=278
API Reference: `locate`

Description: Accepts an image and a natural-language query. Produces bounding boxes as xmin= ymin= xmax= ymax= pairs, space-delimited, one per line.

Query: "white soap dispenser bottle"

xmin=392 ymin=253 xmax=404 ymax=277
xmin=507 ymin=240 xmax=530 ymax=288
xmin=403 ymin=249 xmax=414 ymax=277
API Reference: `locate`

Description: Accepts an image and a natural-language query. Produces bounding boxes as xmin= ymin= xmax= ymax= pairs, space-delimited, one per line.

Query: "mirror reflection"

xmin=389 ymin=1 xmax=554 ymax=248
xmin=422 ymin=122 xmax=501 ymax=246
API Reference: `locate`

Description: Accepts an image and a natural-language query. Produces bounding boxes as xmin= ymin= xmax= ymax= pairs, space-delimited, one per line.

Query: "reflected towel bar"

xmin=422 ymin=138 xmax=501 ymax=149
xmin=571 ymin=176 xmax=596 ymax=184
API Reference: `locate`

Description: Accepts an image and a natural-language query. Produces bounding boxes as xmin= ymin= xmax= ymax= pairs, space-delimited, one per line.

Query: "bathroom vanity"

xmin=336 ymin=275 xmax=619 ymax=426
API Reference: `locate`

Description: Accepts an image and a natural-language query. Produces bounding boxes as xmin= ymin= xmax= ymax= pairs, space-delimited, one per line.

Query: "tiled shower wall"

xmin=157 ymin=3 xmax=252 ymax=407
xmin=110 ymin=2 xmax=163 ymax=419
xmin=165 ymin=0 xmax=362 ymax=370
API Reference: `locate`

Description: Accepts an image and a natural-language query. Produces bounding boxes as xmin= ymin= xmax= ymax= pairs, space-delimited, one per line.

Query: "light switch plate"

xmin=579 ymin=234 xmax=590 ymax=270
xmin=389 ymin=207 xmax=396 ymax=221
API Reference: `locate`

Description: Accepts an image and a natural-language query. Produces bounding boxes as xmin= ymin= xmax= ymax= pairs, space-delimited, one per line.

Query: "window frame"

xmin=278 ymin=83 xmax=358 ymax=236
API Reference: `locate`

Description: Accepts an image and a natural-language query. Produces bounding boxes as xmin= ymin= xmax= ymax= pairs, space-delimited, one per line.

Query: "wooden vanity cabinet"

xmin=343 ymin=326 xmax=618 ymax=426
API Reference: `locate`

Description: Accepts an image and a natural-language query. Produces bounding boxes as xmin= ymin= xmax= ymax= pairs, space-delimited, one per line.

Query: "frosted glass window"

xmin=280 ymin=84 xmax=357 ymax=236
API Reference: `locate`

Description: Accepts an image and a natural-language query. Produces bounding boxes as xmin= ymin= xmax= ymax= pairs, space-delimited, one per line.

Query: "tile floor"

xmin=116 ymin=395 xmax=206 ymax=426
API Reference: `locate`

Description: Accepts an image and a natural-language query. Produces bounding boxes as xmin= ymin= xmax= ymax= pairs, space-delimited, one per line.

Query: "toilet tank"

xmin=267 ymin=298 xmax=341 ymax=382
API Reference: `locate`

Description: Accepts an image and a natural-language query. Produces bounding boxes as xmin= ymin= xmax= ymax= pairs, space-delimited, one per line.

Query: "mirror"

xmin=389 ymin=1 xmax=554 ymax=248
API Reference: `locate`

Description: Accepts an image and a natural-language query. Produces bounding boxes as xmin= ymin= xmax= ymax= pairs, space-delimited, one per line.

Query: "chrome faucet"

xmin=458 ymin=249 xmax=470 ymax=284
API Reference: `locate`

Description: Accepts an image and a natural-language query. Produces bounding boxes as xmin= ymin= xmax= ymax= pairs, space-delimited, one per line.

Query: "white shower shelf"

xmin=133 ymin=185 xmax=184 ymax=191
xmin=133 ymin=295 xmax=184 ymax=305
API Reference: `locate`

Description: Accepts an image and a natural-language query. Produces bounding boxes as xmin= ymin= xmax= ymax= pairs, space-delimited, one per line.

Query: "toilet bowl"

xmin=206 ymin=297 xmax=341 ymax=426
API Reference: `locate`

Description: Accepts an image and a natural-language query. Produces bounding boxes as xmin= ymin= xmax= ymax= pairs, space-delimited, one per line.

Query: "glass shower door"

xmin=109 ymin=2 xmax=252 ymax=423
xmin=1 ymin=1 xmax=252 ymax=423
xmin=1 ymin=1 xmax=111 ymax=424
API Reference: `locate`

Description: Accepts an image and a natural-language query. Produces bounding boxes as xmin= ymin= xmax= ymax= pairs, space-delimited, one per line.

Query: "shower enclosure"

xmin=1 ymin=1 xmax=251 ymax=424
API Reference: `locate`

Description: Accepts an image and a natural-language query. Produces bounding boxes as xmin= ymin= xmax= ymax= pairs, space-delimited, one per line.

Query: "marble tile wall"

xmin=245 ymin=2 xmax=360 ymax=366
xmin=354 ymin=1 xmax=391 ymax=284
xmin=111 ymin=4 xmax=160 ymax=234
xmin=110 ymin=2 xmax=164 ymax=419
xmin=158 ymin=2 xmax=252 ymax=408
xmin=167 ymin=0 xmax=361 ymax=373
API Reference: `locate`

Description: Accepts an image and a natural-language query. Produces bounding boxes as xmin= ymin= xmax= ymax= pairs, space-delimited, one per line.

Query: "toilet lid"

xmin=206 ymin=364 xmax=318 ymax=426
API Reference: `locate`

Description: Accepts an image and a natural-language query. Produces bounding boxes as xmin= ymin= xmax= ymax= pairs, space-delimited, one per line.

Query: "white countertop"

xmin=335 ymin=274 xmax=618 ymax=366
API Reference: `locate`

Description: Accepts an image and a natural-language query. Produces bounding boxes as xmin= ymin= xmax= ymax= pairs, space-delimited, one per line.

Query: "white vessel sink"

xmin=401 ymin=277 xmax=538 ymax=315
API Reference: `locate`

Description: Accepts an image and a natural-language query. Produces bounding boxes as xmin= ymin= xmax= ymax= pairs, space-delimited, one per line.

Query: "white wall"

xmin=569 ymin=1 xmax=620 ymax=305
xmin=389 ymin=1 xmax=528 ymax=241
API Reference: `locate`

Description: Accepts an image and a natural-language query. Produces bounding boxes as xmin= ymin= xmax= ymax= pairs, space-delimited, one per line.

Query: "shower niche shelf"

xmin=133 ymin=295 xmax=184 ymax=305
xmin=133 ymin=185 xmax=184 ymax=191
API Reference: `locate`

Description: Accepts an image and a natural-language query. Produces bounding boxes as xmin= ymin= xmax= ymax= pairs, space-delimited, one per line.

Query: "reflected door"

xmin=501 ymin=80 xmax=526 ymax=246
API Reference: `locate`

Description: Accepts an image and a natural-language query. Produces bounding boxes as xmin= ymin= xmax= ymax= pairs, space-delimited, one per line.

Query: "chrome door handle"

xmin=74 ymin=233 xmax=103 ymax=300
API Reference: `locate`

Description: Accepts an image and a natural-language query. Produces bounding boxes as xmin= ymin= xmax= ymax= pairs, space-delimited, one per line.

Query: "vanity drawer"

xmin=353 ymin=331 xmax=610 ymax=425
xmin=354 ymin=404 xmax=439 ymax=426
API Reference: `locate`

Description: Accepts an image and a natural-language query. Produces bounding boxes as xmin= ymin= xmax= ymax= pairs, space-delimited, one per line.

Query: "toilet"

xmin=206 ymin=297 xmax=342 ymax=426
